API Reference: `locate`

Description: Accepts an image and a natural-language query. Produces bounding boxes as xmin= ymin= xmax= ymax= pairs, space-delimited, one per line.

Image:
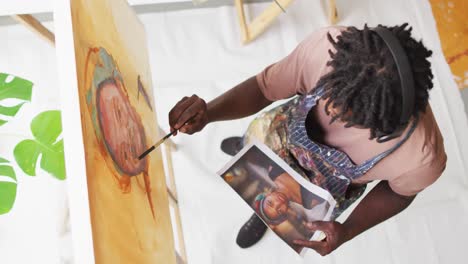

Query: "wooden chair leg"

xmin=247 ymin=0 xmax=295 ymax=43
xmin=234 ymin=0 xmax=249 ymax=44
xmin=234 ymin=0 xmax=296 ymax=44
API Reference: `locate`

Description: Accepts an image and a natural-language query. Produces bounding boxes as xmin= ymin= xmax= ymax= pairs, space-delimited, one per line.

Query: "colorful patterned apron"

xmin=243 ymin=87 xmax=417 ymax=219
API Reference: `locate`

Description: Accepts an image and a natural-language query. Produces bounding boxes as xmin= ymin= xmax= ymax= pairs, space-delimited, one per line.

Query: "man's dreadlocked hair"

xmin=316 ymin=23 xmax=433 ymax=140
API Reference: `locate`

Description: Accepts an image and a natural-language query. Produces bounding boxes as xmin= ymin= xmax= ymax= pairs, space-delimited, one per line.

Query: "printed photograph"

xmin=219 ymin=141 xmax=336 ymax=255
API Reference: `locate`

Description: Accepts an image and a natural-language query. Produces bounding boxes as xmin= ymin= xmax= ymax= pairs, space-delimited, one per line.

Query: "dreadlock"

xmin=315 ymin=23 xmax=434 ymax=140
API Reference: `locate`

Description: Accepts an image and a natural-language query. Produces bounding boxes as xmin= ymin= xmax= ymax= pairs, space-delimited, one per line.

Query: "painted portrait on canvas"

xmin=69 ymin=0 xmax=176 ymax=263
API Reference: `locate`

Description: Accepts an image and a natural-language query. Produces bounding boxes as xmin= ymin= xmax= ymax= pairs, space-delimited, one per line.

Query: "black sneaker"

xmin=236 ymin=214 xmax=268 ymax=248
xmin=220 ymin=136 xmax=243 ymax=156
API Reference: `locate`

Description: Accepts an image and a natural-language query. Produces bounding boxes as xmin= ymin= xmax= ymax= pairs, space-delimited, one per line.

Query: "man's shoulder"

xmin=388 ymin=105 xmax=447 ymax=193
xmin=386 ymin=107 xmax=447 ymax=196
xmin=316 ymin=25 xmax=348 ymax=34
xmin=303 ymin=26 xmax=347 ymax=43
xmin=411 ymin=105 xmax=446 ymax=167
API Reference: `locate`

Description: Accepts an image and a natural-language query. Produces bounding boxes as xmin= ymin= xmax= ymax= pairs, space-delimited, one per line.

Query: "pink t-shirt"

xmin=256 ymin=26 xmax=447 ymax=196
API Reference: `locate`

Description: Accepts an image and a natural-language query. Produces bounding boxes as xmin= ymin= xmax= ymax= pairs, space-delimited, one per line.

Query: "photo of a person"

xmin=219 ymin=141 xmax=335 ymax=254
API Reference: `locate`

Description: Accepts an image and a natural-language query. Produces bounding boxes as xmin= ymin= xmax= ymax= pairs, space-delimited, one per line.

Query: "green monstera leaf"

xmin=0 ymin=73 xmax=33 ymax=126
xmin=14 ymin=110 xmax=66 ymax=180
xmin=0 ymin=157 xmax=17 ymax=215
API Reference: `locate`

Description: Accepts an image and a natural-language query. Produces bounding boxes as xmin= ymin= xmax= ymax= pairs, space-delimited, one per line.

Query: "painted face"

xmin=263 ymin=191 xmax=289 ymax=220
xmin=97 ymin=77 xmax=147 ymax=175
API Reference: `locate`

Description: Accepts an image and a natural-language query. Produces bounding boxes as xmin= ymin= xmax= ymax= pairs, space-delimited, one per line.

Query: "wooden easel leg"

xmin=164 ymin=142 xmax=188 ymax=264
xmin=169 ymin=194 xmax=188 ymax=264
xmin=12 ymin=14 xmax=55 ymax=46
xmin=176 ymin=253 xmax=185 ymax=264
xmin=164 ymin=140 xmax=179 ymax=197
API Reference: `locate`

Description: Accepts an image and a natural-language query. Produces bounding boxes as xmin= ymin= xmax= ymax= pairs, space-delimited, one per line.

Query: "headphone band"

xmin=371 ymin=27 xmax=415 ymax=142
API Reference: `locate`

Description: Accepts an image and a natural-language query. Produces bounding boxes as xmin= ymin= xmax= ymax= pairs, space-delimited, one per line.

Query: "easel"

xmin=234 ymin=0 xmax=338 ymax=44
xmin=12 ymin=14 xmax=188 ymax=264
xmin=12 ymin=2 xmax=340 ymax=261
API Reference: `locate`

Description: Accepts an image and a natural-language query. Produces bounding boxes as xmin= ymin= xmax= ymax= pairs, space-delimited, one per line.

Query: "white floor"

xmin=0 ymin=0 xmax=467 ymax=263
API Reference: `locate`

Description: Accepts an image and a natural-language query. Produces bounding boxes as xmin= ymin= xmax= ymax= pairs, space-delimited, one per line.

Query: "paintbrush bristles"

xmin=138 ymin=145 xmax=155 ymax=160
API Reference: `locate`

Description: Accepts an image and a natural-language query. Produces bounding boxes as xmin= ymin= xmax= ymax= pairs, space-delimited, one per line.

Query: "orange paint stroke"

xmin=143 ymin=171 xmax=156 ymax=219
xmin=447 ymin=49 xmax=468 ymax=64
xmin=84 ymin=47 xmax=100 ymax=87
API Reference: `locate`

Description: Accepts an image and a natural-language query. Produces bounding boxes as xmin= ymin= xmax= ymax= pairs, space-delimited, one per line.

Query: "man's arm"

xmin=207 ymin=76 xmax=272 ymax=123
xmin=169 ymin=76 xmax=271 ymax=134
xmin=168 ymin=28 xmax=340 ymax=134
xmin=342 ymin=180 xmax=415 ymax=241
xmin=293 ymin=181 xmax=415 ymax=256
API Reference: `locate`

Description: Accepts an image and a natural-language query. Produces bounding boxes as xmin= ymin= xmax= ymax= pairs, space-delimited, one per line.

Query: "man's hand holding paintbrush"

xmin=168 ymin=95 xmax=210 ymax=135
xmin=138 ymin=95 xmax=209 ymax=160
xmin=139 ymin=77 xmax=271 ymax=159
xmin=169 ymin=78 xmax=270 ymax=134
xmin=168 ymin=77 xmax=271 ymax=136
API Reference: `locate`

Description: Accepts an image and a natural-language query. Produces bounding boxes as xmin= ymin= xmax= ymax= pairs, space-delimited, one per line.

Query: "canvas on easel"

xmin=54 ymin=0 xmax=176 ymax=263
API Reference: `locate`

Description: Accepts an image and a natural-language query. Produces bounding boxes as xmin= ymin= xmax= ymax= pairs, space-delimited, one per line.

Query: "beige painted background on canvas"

xmin=70 ymin=0 xmax=176 ymax=263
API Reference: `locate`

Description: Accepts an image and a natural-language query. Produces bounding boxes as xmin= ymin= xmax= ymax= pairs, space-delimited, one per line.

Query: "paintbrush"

xmin=138 ymin=115 xmax=197 ymax=160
